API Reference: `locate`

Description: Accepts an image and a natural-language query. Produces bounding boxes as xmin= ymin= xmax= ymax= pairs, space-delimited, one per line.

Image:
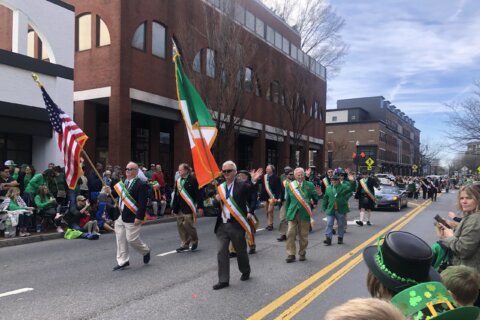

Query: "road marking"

xmin=257 ymin=228 xmax=265 ymax=232
xmin=247 ymin=199 xmax=432 ymax=320
xmin=408 ymin=202 xmax=420 ymax=207
xmin=0 ymin=288 xmax=34 ymax=298
xmin=156 ymin=250 xmax=177 ymax=257
xmin=275 ymin=198 xmax=432 ymax=319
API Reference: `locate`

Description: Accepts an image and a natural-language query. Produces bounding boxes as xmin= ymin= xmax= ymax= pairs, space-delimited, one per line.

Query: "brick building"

xmin=63 ymin=0 xmax=327 ymax=182
xmin=325 ymin=96 xmax=420 ymax=175
xmin=0 ymin=0 xmax=74 ymax=170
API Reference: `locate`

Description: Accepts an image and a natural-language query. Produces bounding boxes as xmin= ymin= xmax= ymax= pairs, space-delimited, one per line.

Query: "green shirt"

xmin=25 ymin=173 xmax=46 ymax=194
xmin=285 ymin=180 xmax=319 ymax=221
xmin=34 ymin=194 xmax=56 ymax=209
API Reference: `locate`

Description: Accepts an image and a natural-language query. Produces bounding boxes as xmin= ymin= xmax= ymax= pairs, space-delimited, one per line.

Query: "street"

xmin=0 ymin=191 xmax=453 ymax=320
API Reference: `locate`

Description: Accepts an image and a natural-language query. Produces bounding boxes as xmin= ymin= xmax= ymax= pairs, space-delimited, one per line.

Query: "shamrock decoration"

xmin=426 ymin=283 xmax=437 ymax=292
xmin=409 ymin=290 xmax=423 ymax=307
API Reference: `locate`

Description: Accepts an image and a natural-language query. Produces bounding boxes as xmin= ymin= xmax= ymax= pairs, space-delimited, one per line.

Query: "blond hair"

xmin=325 ymin=298 xmax=406 ymax=320
xmin=366 ymin=270 xmax=395 ymax=300
xmin=457 ymin=185 xmax=480 ymax=213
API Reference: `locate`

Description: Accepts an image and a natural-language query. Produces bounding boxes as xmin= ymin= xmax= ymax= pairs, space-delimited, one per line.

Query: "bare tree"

xmin=326 ymin=139 xmax=351 ymax=169
xmin=262 ymin=0 xmax=348 ymax=77
xmin=419 ymin=139 xmax=443 ymax=174
xmin=176 ymin=1 xmax=261 ymax=162
xmin=445 ymin=81 xmax=480 ymax=146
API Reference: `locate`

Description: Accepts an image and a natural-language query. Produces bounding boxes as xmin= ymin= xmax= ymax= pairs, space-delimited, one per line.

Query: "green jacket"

xmin=34 ymin=194 xmax=57 ymax=209
xmin=285 ymin=180 xmax=319 ymax=221
xmin=442 ymin=212 xmax=480 ymax=273
xmin=25 ymin=173 xmax=46 ymax=194
xmin=322 ymin=181 xmax=355 ymax=215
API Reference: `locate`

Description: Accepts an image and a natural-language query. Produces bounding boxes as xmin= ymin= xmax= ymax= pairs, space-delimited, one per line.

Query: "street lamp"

xmin=356 ymin=140 xmax=360 ymax=174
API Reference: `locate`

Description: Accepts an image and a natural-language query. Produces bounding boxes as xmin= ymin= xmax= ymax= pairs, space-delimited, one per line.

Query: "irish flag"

xmin=174 ymin=52 xmax=221 ymax=188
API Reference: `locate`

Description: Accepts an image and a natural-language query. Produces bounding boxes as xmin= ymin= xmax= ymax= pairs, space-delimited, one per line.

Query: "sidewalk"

xmin=0 ymin=214 xmax=177 ymax=248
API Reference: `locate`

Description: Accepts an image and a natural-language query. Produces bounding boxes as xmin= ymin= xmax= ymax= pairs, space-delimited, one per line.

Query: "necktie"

xmin=226 ymin=184 xmax=233 ymax=199
xmin=125 ymin=180 xmax=130 ymax=189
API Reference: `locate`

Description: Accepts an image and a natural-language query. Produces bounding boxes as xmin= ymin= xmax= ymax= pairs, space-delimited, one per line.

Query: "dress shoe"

xmin=213 ymin=282 xmax=229 ymax=290
xmin=277 ymin=235 xmax=287 ymax=242
xmin=355 ymin=220 xmax=364 ymax=226
xmin=248 ymin=248 xmax=256 ymax=255
xmin=112 ymin=261 xmax=130 ymax=271
xmin=191 ymin=242 xmax=198 ymax=251
xmin=266 ymin=225 xmax=273 ymax=231
xmin=337 ymin=237 xmax=343 ymax=244
xmin=176 ymin=246 xmax=189 ymax=253
xmin=299 ymin=255 xmax=306 ymax=261
xmin=285 ymin=255 xmax=296 ymax=263
xmin=366 ymin=221 xmax=372 ymax=226
xmin=332 ymin=228 xmax=336 ymax=235
xmin=240 ymin=272 xmax=250 ymax=281
xmin=324 ymin=237 xmax=332 ymax=246
xmin=229 ymin=252 xmax=237 ymax=258
xmin=143 ymin=252 xmax=150 ymax=264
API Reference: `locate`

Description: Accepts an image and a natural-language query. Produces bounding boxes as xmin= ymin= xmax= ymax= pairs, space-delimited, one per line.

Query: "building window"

xmin=152 ymin=22 xmax=166 ymax=58
xmin=193 ymin=51 xmax=201 ymax=73
xmin=282 ymin=37 xmax=289 ymax=54
xmin=76 ymin=13 xmax=92 ymax=51
xmin=206 ymin=48 xmax=215 ymax=78
xmin=255 ymin=17 xmax=264 ymax=37
xmin=244 ymin=67 xmax=253 ymax=92
xmin=332 ymin=116 xmax=337 ymax=122
xmin=349 ymin=130 xmax=355 ymax=133
xmin=96 ymin=16 xmax=111 ymax=47
xmin=327 ymin=131 xmax=334 ymax=134
xmin=234 ymin=5 xmax=245 ymax=24
xmin=26 ymin=30 xmax=47 ymax=59
xmin=245 ymin=10 xmax=255 ymax=31
xmin=274 ymin=31 xmax=282 ymax=49
xmin=271 ymin=81 xmax=280 ymax=103
xmin=132 ymin=22 xmax=146 ymax=51
xmin=290 ymin=44 xmax=298 ymax=60
xmin=254 ymin=77 xmax=261 ymax=97
xmin=351 ymin=115 xmax=356 ymax=120
xmin=312 ymin=101 xmax=319 ymax=119
xmin=368 ymin=129 xmax=375 ymax=132
xmin=266 ymin=25 xmax=274 ymax=44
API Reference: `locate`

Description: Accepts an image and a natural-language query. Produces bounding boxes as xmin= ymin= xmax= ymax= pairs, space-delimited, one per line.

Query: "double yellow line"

xmin=247 ymin=199 xmax=434 ymax=320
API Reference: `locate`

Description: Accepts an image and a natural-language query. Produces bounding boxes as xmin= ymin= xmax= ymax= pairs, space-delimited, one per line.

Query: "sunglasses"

xmin=222 ymin=169 xmax=234 ymax=174
xmin=287 ymin=173 xmax=294 ymax=176
xmin=125 ymin=168 xmax=137 ymax=172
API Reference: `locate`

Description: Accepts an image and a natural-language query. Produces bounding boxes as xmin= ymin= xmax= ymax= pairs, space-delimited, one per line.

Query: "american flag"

xmin=41 ymin=86 xmax=88 ymax=189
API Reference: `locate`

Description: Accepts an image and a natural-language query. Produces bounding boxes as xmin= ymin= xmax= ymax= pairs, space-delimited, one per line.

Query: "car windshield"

xmin=377 ymin=186 xmax=399 ymax=194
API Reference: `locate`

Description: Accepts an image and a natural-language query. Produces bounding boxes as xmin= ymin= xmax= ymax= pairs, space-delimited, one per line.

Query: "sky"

xmin=326 ymin=0 xmax=480 ymax=157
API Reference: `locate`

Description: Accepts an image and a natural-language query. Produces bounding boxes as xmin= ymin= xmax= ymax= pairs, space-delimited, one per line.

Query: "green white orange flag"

xmin=173 ymin=50 xmax=221 ymax=188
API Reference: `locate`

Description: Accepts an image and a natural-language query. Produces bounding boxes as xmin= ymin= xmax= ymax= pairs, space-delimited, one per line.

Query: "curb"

xmin=0 ymin=215 xmax=179 ymax=249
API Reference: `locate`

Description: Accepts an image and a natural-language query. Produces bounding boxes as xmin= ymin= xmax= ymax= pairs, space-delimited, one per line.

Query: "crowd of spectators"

xmin=0 ymin=160 xmax=169 ymax=238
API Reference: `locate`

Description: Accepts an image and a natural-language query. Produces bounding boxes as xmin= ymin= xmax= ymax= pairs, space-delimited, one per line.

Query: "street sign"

xmin=477 ymin=165 xmax=480 ymax=174
xmin=365 ymin=157 xmax=375 ymax=171
xmin=412 ymin=164 xmax=418 ymax=172
xmin=461 ymin=166 xmax=469 ymax=172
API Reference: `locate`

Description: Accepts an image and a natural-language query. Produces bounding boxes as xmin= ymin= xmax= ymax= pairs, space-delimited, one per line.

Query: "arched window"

xmin=152 ymin=21 xmax=166 ymax=58
xmin=244 ymin=67 xmax=253 ymax=92
xmin=27 ymin=30 xmax=35 ymax=58
xmin=76 ymin=13 xmax=92 ymax=51
xmin=254 ymin=77 xmax=261 ymax=97
xmin=96 ymin=16 xmax=111 ymax=47
xmin=193 ymin=51 xmax=201 ymax=73
xmin=132 ymin=22 xmax=146 ymax=51
xmin=27 ymin=29 xmax=49 ymax=60
xmin=206 ymin=48 xmax=215 ymax=78
xmin=270 ymin=81 xmax=280 ymax=103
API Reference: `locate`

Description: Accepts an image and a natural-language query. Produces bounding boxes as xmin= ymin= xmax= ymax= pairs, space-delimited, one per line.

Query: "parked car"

xmin=374 ymin=185 xmax=408 ymax=211
xmin=375 ymin=173 xmax=395 ymax=181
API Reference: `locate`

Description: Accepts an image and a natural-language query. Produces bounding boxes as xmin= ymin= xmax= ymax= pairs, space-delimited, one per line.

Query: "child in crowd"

xmin=441 ymin=265 xmax=480 ymax=307
xmin=324 ymin=298 xmax=406 ymax=320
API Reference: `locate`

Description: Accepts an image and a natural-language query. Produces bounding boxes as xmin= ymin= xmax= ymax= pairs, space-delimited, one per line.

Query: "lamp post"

xmin=355 ymin=140 xmax=360 ymax=174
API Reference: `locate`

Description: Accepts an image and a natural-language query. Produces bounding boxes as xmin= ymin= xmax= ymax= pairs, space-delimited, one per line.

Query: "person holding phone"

xmin=437 ymin=185 xmax=480 ymax=306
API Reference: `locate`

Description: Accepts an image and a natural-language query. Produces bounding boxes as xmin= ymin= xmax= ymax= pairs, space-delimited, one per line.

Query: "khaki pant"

xmin=286 ymin=213 xmax=310 ymax=256
xmin=176 ymin=212 xmax=198 ymax=247
xmin=115 ymin=217 xmax=150 ymax=266
xmin=278 ymin=202 xmax=287 ymax=236
xmin=265 ymin=199 xmax=275 ymax=226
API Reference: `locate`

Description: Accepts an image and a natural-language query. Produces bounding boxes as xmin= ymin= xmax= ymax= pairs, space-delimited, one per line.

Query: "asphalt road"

xmin=0 ymin=191 xmax=455 ymax=320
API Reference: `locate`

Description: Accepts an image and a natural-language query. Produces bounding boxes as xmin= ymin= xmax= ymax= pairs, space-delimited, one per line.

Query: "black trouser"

xmin=216 ymin=222 xmax=250 ymax=283
xmin=38 ymin=207 xmax=61 ymax=227
xmin=18 ymin=212 xmax=33 ymax=229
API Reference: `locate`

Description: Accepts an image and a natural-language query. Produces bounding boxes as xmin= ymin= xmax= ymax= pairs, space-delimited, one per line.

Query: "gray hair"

xmin=294 ymin=167 xmax=304 ymax=175
xmin=222 ymin=160 xmax=237 ymax=171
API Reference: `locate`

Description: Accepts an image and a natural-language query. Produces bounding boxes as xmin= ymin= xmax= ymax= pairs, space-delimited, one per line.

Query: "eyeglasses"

xmin=222 ymin=169 xmax=234 ymax=174
xmin=125 ymin=168 xmax=137 ymax=172
xmin=287 ymin=173 xmax=294 ymax=176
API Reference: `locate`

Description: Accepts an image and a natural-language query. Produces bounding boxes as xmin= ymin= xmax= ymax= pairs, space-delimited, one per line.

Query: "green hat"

xmin=391 ymin=281 xmax=480 ymax=320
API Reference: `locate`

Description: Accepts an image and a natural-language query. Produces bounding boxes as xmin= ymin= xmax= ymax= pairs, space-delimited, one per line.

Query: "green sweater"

xmin=25 ymin=173 xmax=46 ymax=193
xmin=34 ymin=194 xmax=57 ymax=209
xmin=321 ymin=181 xmax=355 ymax=215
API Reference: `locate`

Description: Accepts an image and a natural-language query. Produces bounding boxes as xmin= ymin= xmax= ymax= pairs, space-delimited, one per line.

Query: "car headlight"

xmin=391 ymin=196 xmax=398 ymax=201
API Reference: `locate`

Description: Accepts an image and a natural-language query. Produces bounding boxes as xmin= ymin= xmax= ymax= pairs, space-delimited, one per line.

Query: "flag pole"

xmin=32 ymin=73 xmax=117 ymax=206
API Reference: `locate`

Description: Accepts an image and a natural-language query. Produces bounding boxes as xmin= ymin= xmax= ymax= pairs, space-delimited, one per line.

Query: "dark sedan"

xmin=374 ymin=185 xmax=408 ymax=211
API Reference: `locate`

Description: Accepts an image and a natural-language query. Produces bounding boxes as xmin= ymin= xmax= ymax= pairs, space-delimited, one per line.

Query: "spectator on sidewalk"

xmin=34 ymin=185 xmax=63 ymax=233
xmin=24 ymin=169 xmax=56 ymax=205
xmin=441 ymin=265 xmax=480 ymax=307
xmin=324 ymin=298 xmax=406 ymax=320
xmin=0 ymin=165 xmax=19 ymax=199
xmin=67 ymin=195 xmax=99 ymax=235
xmin=87 ymin=162 xmax=104 ymax=201
xmin=0 ymin=187 xmax=34 ymax=237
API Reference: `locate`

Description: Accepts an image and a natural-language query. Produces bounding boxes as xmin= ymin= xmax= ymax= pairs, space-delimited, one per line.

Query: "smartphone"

xmin=434 ymin=214 xmax=452 ymax=229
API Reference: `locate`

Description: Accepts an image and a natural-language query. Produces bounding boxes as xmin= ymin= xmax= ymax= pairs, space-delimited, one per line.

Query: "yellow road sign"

xmin=365 ymin=157 xmax=375 ymax=167
xmin=412 ymin=164 xmax=418 ymax=172
xmin=477 ymin=165 xmax=480 ymax=173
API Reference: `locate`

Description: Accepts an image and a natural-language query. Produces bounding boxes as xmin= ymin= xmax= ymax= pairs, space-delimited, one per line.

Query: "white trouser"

xmin=115 ymin=217 xmax=150 ymax=265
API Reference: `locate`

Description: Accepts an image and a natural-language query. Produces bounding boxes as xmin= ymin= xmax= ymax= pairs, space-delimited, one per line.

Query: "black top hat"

xmin=363 ymin=231 xmax=441 ymax=294
xmin=237 ymin=170 xmax=251 ymax=179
